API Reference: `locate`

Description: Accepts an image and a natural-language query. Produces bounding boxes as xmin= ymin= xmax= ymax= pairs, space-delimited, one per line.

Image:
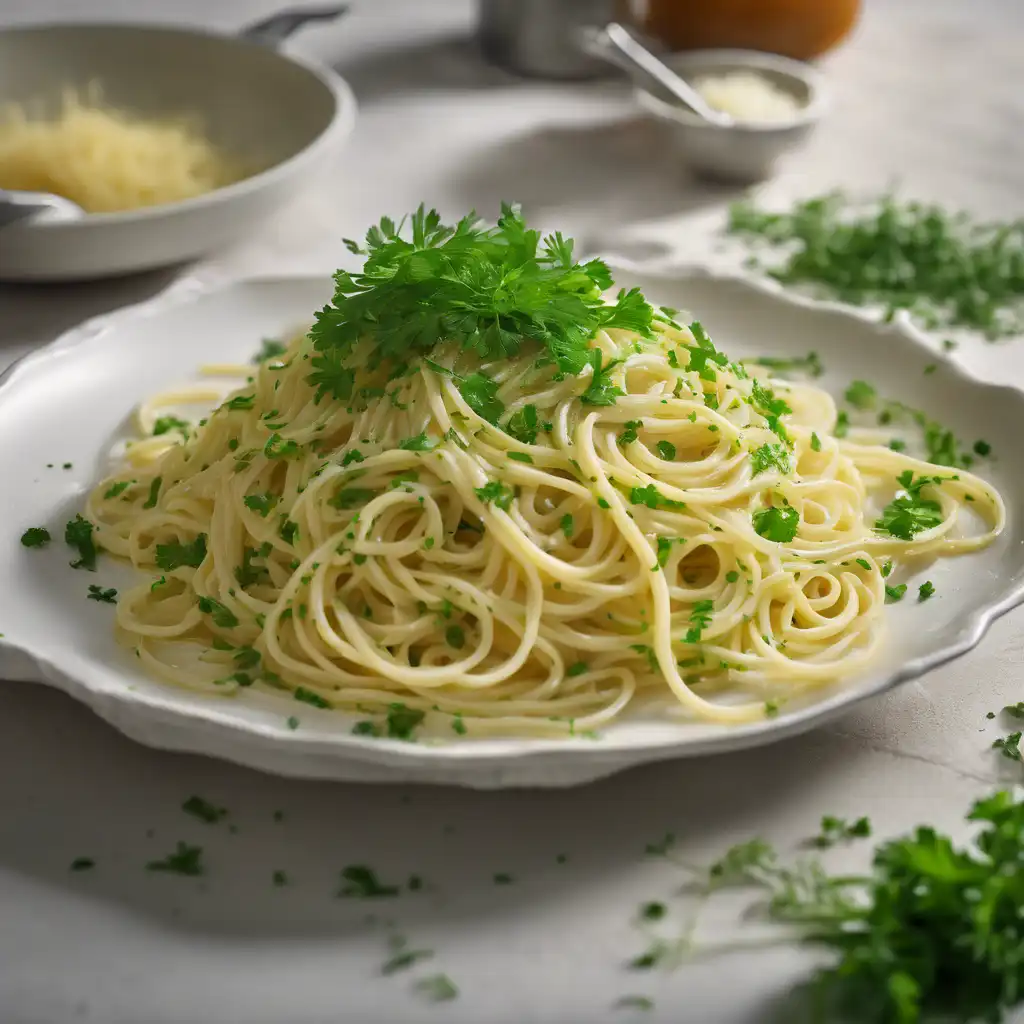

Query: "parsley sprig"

xmin=309 ymin=204 xmax=655 ymax=388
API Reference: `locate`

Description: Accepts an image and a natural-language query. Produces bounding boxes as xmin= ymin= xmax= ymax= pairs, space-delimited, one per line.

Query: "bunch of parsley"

xmin=308 ymin=203 xmax=655 ymax=390
xmin=709 ymin=790 xmax=1024 ymax=1023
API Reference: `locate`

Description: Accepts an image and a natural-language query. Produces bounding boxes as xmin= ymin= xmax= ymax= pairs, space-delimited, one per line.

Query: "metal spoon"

xmin=577 ymin=22 xmax=733 ymax=127
xmin=0 ymin=189 xmax=84 ymax=230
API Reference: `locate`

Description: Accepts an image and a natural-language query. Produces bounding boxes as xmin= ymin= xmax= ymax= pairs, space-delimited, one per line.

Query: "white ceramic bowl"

xmin=635 ymin=49 xmax=827 ymax=184
xmin=0 ymin=23 xmax=357 ymax=281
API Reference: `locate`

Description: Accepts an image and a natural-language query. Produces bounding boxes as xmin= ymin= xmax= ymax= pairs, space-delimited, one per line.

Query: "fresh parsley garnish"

xmin=398 ymin=432 xmax=434 ymax=451
xmin=87 ymin=585 xmax=117 ymax=604
xmin=506 ymin=403 xmax=539 ymax=445
xmin=152 ymin=415 xmax=190 ymax=438
xmin=65 ymin=515 xmax=98 ymax=570
xmin=197 ymin=596 xmax=239 ymax=629
xmin=182 ymin=796 xmax=228 ymax=824
xmin=416 ymin=974 xmax=459 ymax=1002
xmin=875 ymin=473 xmax=944 ymax=539
xmin=311 ymin=204 xmax=654 ymax=381
xmin=750 ymin=442 xmax=791 ymax=477
xmin=475 ymin=480 xmax=514 ymax=511
xmin=294 ymin=686 xmax=331 ymax=709
xmin=885 ymin=583 xmax=908 ymax=602
xmin=20 ymin=527 xmax=50 ymax=548
xmin=386 ymin=702 xmax=425 ymax=739
xmin=918 ymin=580 xmax=936 ymax=601
xmin=630 ymin=484 xmax=684 ymax=510
xmin=845 ymin=380 xmax=877 ymax=409
xmin=155 ymin=534 xmax=207 ymax=571
xmin=656 ymin=440 xmax=676 ymax=460
xmin=810 ymin=815 xmax=871 ymax=848
xmin=752 ymin=505 xmax=799 ymax=543
xmin=243 ymin=493 xmax=278 ymax=518
xmin=580 ymin=349 xmax=623 ymax=406
xmin=684 ymin=600 xmax=714 ymax=644
xmin=146 ymin=842 xmax=204 ymax=876
xmin=253 ymin=338 xmax=287 ymax=363
xmin=338 ymin=864 xmax=400 ymax=898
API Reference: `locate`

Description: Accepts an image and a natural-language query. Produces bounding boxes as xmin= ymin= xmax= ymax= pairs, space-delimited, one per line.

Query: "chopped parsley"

xmin=382 ymin=948 xmax=434 ymax=975
xmin=155 ymin=534 xmax=207 ymax=571
xmin=416 ymin=974 xmax=459 ymax=1002
xmin=398 ymin=432 xmax=433 ymax=451
xmin=885 ymin=583 xmax=908 ymax=602
xmin=20 ymin=526 xmax=50 ymax=548
xmin=750 ymin=442 xmax=791 ymax=477
xmin=103 ymin=481 xmax=132 ymax=499
xmin=87 ymin=585 xmax=117 ymax=604
xmin=566 ymin=661 xmax=588 ymax=677
xmin=619 ymin=419 xmax=643 ymax=445
xmin=152 ymin=415 xmax=191 ymax=437
xmin=993 ymin=732 xmax=1022 ymax=762
xmin=810 ymin=432 xmax=822 ymax=452
xmin=70 ymin=857 xmax=95 ymax=872
xmin=656 ymin=440 xmax=676 ymax=460
xmin=294 ymin=686 xmax=331 ymax=709
xmin=338 ymin=865 xmax=400 ymax=898
xmin=918 ymin=580 xmax=936 ymax=601
xmin=580 ymin=350 xmax=624 ymax=406
xmin=875 ymin=472 xmax=944 ymax=539
xmin=65 ymin=515 xmax=98 ymax=570
xmin=341 ymin=448 xmax=364 ymax=466
xmin=507 ymin=451 xmax=533 ymax=463
xmin=810 ymin=814 xmax=871 ymax=848
xmin=182 ymin=796 xmax=228 ymax=824
xmin=752 ymin=505 xmax=799 ymax=543
xmin=506 ymin=403 xmax=539 ymax=445
xmin=253 ymin=338 xmax=287 ymax=363
xmin=474 ymin=480 xmax=514 ymax=511
xmin=330 ymin=487 xmax=376 ymax=509
xmin=845 ymin=379 xmax=877 ymax=409
xmin=243 ymin=493 xmax=278 ymax=518
xmin=684 ymin=599 xmax=714 ymax=644
xmin=445 ymin=624 xmax=466 ymax=649
xmin=386 ymin=702 xmax=425 ymax=739
xmin=198 ymin=596 xmax=238 ymax=628
xmin=630 ymin=484 xmax=684 ymax=510
xmin=143 ymin=476 xmax=162 ymax=509
xmin=146 ymin=841 xmax=204 ymax=876
xmin=560 ymin=514 xmax=574 ymax=538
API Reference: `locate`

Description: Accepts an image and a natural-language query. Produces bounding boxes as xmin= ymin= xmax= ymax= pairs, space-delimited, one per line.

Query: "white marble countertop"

xmin=2 ymin=2 xmax=1024 ymax=1022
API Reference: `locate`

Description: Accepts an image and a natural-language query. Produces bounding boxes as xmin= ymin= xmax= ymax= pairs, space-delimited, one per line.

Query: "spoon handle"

xmin=239 ymin=4 xmax=349 ymax=48
xmin=578 ymin=22 xmax=731 ymax=126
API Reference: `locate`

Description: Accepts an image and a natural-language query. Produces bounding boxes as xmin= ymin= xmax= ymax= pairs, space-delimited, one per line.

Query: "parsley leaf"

xmin=87 ymin=585 xmax=117 ymax=604
xmin=752 ymin=505 xmax=799 ymax=543
xmin=750 ymin=442 xmax=792 ymax=476
xmin=243 ymin=493 xmax=278 ymax=518
xmin=475 ymin=480 xmax=514 ymax=511
xmin=253 ymin=338 xmax=287 ymax=363
xmin=581 ymin=349 xmax=623 ymax=406
xmin=684 ymin=599 xmax=714 ymax=644
xmin=20 ymin=527 xmax=50 ymax=548
xmin=65 ymin=515 xmax=98 ymax=570
xmin=155 ymin=534 xmax=207 ymax=572
xmin=309 ymin=204 xmax=654 ymax=376
xmin=845 ymin=380 xmax=877 ymax=409
xmin=875 ymin=475 xmax=944 ymax=539
xmin=459 ymin=372 xmax=505 ymax=423
xmin=146 ymin=841 xmax=204 ymax=876
xmin=182 ymin=796 xmax=227 ymax=824
xmin=338 ymin=864 xmax=400 ymax=898
xmin=198 ymin=596 xmax=239 ymax=629
xmin=398 ymin=433 xmax=434 ymax=451
xmin=505 ymin=404 xmax=539 ymax=445
xmin=630 ymin=484 xmax=685 ymax=510
xmin=152 ymin=416 xmax=190 ymax=438
xmin=656 ymin=440 xmax=676 ymax=460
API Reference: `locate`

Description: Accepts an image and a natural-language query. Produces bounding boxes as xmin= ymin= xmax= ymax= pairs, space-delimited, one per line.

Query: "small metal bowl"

xmin=635 ymin=49 xmax=827 ymax=184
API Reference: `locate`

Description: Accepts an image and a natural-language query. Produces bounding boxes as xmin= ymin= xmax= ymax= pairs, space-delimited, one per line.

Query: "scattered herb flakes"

xmin=918 ymin=580 xmax=936 ymax=601
xmin=103 ymin=480 xmax=132 ymax=499
xmin=445 ymin=624 xmax=466 ymax=649
xmin=750 ymin=442 xmax=791 ymax=477
xmin=810 ymin=432 xmax=822 ymax=452
xmin=272 ymin=869 xmax=288 ymax=887
xmin=639 ymin=901 xmax=666 ymax=921
xmin=287 ymin=716 xmax=300 ymax=730
xmin=152 ymin=415 xmax=191 ymax=437
xmin=656 ymin=439 xmax=676 ymax=460
xmin=65 ymin=515 xmax=98 ymax=570
xmin=381 ymin=948 xmax=434 ymax=975
xmin=845 ymin=380 xmax=877 ymax=409
xmin=87 ymin=585 xmax=117 ymax=604
xmin=253 ymin=338 xmax=288 ymax=363
xmin=993 ymin=732 xmax=1022 ymax=762
xmin=69 ymin=857 xmax=95 ymax=872
xmin=474 ymin=480 xmax=514 ymax=511
xmin=645 ymin=833 xmax=675 ymax=857
xmin=752 ymin=505 xmax=799 ymax=543
xmin=885 ymin=583 xmax=908 ymax=602
xmin=560 ymin=514 xmax=574 ymax=539
xmin=416 ymin=974 xmax=459 ymax=1002
xmin=493 ymin=872 xmax=514 ymax=885
xmin=614 ymin=995 xmax=655 ymax=1012
xmin=146 ymin=841 xmax=204 ymax=877
xmin=143 ymin=476 xmax=162 ymax=509
xmin=155 ymin=534 xmax=207 ymax=571
xmin=338 ymin=865 xmax=400 ymax=898
xmin=182 ymin=795 xmax=228 ymax=824
xmin=198 ymin=596 xmax=239 ymax=629
xmin=1003 ymin=703 xmax=1024 ymax=720
xmin=20 ymin=527 xmax=50 ymax=548
xmin=876 ymin=473 xmax=944 ymax=540
xmin=386 ymin=702 xmax=425 ymax=740
xmin=811 ymin=815 xmax=872 ymax=849
xmin=728 ymin=192 xmax=1024 ymax=338
xmin=294 ymin=686 xmax=332 ymax=710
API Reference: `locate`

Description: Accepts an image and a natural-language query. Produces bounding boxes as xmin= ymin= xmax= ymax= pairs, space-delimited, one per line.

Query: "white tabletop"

xmin=2 ymin=2 xmax=1024 ymax=1022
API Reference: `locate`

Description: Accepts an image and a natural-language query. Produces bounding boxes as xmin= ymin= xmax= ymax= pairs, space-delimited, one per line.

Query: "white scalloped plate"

xmin=2 ymin=270 xmax=1023 ymax=788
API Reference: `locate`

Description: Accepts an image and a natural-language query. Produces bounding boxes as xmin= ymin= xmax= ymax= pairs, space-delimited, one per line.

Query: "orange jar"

xmin=645 ymin=0 xmax=861 ymax=61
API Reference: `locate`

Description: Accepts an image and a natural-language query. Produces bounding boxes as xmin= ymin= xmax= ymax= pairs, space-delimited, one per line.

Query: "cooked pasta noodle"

xmin=83 ymin=209 xmax=1005 ymax=738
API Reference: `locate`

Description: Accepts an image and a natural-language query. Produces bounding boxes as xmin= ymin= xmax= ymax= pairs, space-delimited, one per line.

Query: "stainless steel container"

xmin=478 ymin=0 xmax=631 ymax=79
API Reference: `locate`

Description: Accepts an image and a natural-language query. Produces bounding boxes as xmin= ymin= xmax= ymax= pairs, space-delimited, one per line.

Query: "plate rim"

xmin=3 ymin=267 xmax=1023 ymax=777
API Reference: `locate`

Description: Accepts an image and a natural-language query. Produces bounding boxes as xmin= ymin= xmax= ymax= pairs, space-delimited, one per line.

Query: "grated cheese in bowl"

xmin=691 ymin=71 xmax=803 ymax=123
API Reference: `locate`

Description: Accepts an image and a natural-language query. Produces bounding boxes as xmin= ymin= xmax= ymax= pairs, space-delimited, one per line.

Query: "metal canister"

xmin=478 ymin=0 xmax=632 ymax=79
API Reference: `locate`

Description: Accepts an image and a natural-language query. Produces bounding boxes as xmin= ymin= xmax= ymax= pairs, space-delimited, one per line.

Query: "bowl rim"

xmin=0 ymin=21 xmax=358 ymax=228
xmin=635 ymin=48 xmax=828 ymax=133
